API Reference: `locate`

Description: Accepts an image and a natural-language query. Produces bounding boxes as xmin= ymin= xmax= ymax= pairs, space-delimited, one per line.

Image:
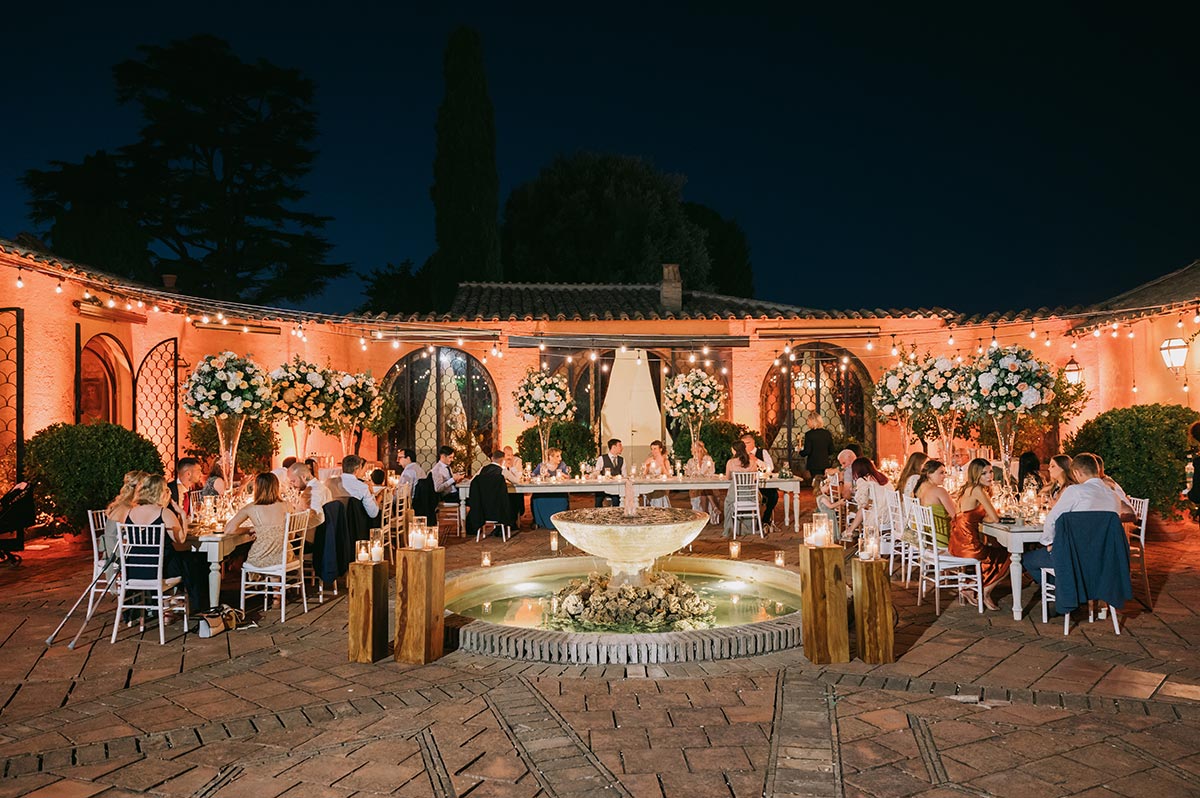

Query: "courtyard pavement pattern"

xmin=0 ymin=493 xmax=1199 ymax=797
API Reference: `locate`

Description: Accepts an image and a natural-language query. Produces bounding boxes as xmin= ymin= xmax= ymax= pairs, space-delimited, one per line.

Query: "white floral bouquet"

xmin=182 ymin=351 xmax=271 ymax=419
xmin=663 ymin=368 xmax=726 ymax=423
xmin=513 ymin=368 xmax=576 ymax=423
xmin=967 ymin=345 xmax=1055 ymax=417
xmin=871 ymin=358 xmax=924 ymax=421
xmin=908 ymin=355 xmax=977 ymax=415
xmin=268 ymin=356 xmax=339 ymax=424
xmin=329 ymin=371 xmax=383 ymax=432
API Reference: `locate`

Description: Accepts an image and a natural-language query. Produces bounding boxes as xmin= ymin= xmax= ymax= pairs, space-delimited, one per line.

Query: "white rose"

xmin=306 ymin=372 xmax=325 ymax=388
xmin=340 ymin=373 xmax=355 ymax=388
xmin=270 ymin=367 xmax=285 ymax=380
xmin=1020 ymin=388 xmax=1041 ymax=407
xmin=886 ymin=376 xmax=901 ymax=392
xmin=220 ymin=391 xmax=232 ymax=402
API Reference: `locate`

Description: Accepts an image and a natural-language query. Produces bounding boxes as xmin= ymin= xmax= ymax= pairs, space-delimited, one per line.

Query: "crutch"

xmin=46 ymin=548 xmax=119 ymax=648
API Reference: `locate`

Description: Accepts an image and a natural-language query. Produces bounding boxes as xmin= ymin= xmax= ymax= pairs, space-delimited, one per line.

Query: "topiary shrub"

xmin=517 ymin=422 xmax=598 ymax=473
xmin=185 ymin=416 xmax=280 ymax=477
xmin=25 ymin=423 xmax=164 ymax=531
xmin=671 ymin=420 xmax=761 ymax=467
xmin=1066 ymin=403 xmax=1200 ymax=518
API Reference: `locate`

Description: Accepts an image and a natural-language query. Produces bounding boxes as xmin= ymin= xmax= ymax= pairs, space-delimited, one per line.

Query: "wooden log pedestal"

xmin=851 ymin=557 xmax=895 ymax=664
xmin=394 ymin=546 xmax=445 ymax=664
xmin=797 ymin=544 xmax=850 ymax=664
xmin=348 ymin=561 xmax=390 ymax=663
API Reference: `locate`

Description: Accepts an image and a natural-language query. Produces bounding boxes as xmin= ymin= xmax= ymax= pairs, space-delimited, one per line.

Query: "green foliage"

xmin=24 ymin=35 xmax=344 ymax=304
xmin=429 ymin=27 xmax=501 ymax=310
xmin=517 ymin=423 xmax=598 ymax=474
xmin=683 ymin=202 xmax=753 ymax=297
xmin=25 ymin=423 xmax=164 ymax=530
xmin=1066 ymin=403 xmax=1199 ymax=517
xmin=365 ymin=391 xmax=399 ymax=438
xmin=671 ymin=420 xmax=761 ymax=466
xmin=185 ymin=416 xmax=279 ymax=477
xmin=501 ymin=152 xmax=712 ymax=289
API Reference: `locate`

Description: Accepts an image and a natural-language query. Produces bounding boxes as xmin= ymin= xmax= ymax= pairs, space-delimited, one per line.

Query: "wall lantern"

xmin=1064 ymin=357 xmax=1083 ymax=385
xmin=1160 ymin=338 xmax=1189 ymax=372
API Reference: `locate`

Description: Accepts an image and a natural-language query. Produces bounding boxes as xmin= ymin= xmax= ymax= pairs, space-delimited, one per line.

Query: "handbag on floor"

xmin=197 ymin=604 xmax=247 ymax=638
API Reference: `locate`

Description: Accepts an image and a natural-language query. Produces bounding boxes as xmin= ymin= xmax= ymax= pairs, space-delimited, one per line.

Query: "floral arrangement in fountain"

xmin=548 ymin=571 xmax=715 ymax=632
xmin=327 ymin=371 xmax=383 ymax=432
xmin=182 ymin=351 xmax=271 ymax=419
xmin=268 ymin=356 xmax=339 ymax=425
xmin=513 ymin=368 xmax=576 ymax=422
xmin=967 ymin=345 xmax=1055 ymax=417
xmin=662 ymin=369 xmax=726 ymax=436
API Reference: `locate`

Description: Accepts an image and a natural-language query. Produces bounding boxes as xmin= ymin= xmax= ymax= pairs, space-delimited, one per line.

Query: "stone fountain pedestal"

xmin=551 ymin=506 xmax=709 ymax=586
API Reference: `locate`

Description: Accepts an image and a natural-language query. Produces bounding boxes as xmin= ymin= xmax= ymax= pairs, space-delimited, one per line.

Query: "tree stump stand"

xmin=798 ymin=544 xmax=850 ymax=664
xmin=851 ymin=557 xmax=895 ymax=664
xmin=394 ymin=546 xmax=445 ymax=664
xmin=348 ymin=561 xmax=389 ymax=663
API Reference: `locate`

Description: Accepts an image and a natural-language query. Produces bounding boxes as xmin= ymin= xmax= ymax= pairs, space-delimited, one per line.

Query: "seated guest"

xmin=531 ymin=448 xmax=570 ymax=530
xmin=594 ymin=438 xmax=624 ymax=507
xmin=840 ymin=457 xmax=891 ymax=540
xmin=271 ymin=456 xmax=297 ymax=485
xmin=723 ymin=440 xmax=761 ymax=538
xmin=642 ymin=440 xmax=672 ymax=508
xmin=288 ymin=462 xmax=330 ymax=529
xmin=336 ymin=455 xmax=379 ymax=519
xmin=915 ymin=459 xmax=957 ymax=549
xmin=742 ymin=433 xmax=777 ymax=529
xmin=304 ymin=458 xmax=319 ymax=478
xmin=125 ymin=473 xmax=207 ymax=612
xmin=1042 ymin=455 xmax=1077 ymax=505
xmin=169 ymin=457 xmax=203 ymax=520
xmin=397 ymin=448 xmax=426 ymax=492
xmin=502 ymin=446 xmax=526 ymax=525
xmin=950 ymin=458 xmax=1010 ymax=610
xmin=224 ymin=473 xmax=298 ymax=568
xmin=1023 ymin=453 xmax=1119 ymax=583
xmin=896 ymin=451 xmax=929 ymax=497
xmin=835 ymin=449 xmax=857 ymax=500
xmin=200 ymin=463 xmax=226 ymax=498
xmin=368 ymin=468 xmax=386 ymax=496
xmin=104 ymin=470 xmax=148 ymax=567
xmin=1017 ymin=451 xmax=1043 ymax=494
xmin=686 ymin=440 xmax=718 ymax=520
xmin=431 ymin=445 xmax=465 ymax=502
xmin=1093 ymin=454 xmax=1135 ymax=517
xmin=467 ymin=451 xmax=516 ymax=536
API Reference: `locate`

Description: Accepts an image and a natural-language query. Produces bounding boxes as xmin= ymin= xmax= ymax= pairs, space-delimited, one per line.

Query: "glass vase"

xmin=290 ymin=420 xmax=310 ymax=461
xmin=537 ymin=420 xmax=550 ymax=465
xmin=340 ymin=426 xmax=357 ymax=459
xmin=934 ymin=412 xmax=957 ymax=465
xmin=993 ymin=413 xmax=1019 ymax=489
xmin=215 ymin=414 xmax=246 ymax=492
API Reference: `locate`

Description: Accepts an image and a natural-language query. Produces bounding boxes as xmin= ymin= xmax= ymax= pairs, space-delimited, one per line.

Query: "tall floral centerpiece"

xmin=663 ymin=368 xmax=727 ymax=450
xmin=513 ymin=368 xmax=576 ymax=464
xmin=872 ymin=358 xmax=923 ymax=457
xmin=269 ymin=356 xmax=338 ymax=460
xmin=909 ymin=355 xmax=977 ymax=463
xmin=181 ymin=351 xmax=271 ymax=488
xmin=967 ymin=345 xmax=1055 ymax=487
xmin=328 ymin=371 xmax=383 ymax=457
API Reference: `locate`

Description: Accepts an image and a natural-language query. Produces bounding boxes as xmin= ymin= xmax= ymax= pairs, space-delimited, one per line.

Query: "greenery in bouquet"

xmin=671 ymin=420 xmax=761 ymax=464
xmin=268 ymin=356 xmax=339 ymax=425
xmin=513 ymin=368 xmax=576 ymax=423
xmin=662 ymin=368 xmax=726 ymax=425
xmin=966 ymin=344 xmax=1055 ymax=418
xmin=871 ymin=357 xmax=923 ymax=422
xmin=181 ymin=351 xmax=271 ymax=419
xmin=517 ymin=422 xmax=597 ymax=471
xmin=327 ymin=371 xmax=383 ymax=434
xmin=186 ymin=416 xmax=280 ymax=475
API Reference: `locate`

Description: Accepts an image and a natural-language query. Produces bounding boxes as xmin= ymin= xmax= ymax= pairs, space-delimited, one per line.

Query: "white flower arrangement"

xmin=908 ymin=355 xmax=977 ymax=416
xmin=871 ymin=358 xmax=924 ymax=420
xmin=967 ymin=345 xmax=1055 ymax=417
xmin=662 ymin=368 xmax=726 ymax=424
xmin=269 ymin=356 xmax=339 ymax=424
xmin=328 ymin=371 xmax=383 ymax=432
xmin=513 ymin=368 xmax=576 ymax=423
xmin=182 ymin=351 xmax=271 ymax=420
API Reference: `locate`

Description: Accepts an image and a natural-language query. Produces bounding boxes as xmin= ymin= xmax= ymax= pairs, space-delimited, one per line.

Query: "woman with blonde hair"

xmin=224 ymin=472 xmax=294 ymax=568
xmin=949 ymin=458 xmax=1010 ymax=610
xmin=104 ymin=470 xmax=148 ymax=561
xmin=531 ymin=448 xmax=570 ymax=530
xmin=123 ymin=473 xmax=207 ymax=610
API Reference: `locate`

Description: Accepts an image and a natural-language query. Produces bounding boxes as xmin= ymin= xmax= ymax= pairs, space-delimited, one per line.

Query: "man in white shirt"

xmin=288 ymin=462 xmax=331 ymax=529
xmin=1023 ymin=453 xmax=1119 ymax=582
xmin=835 ymin=449 xmax=857 ymax=500
xmin=397 ymin=448 xmax=427 ymax=491
xmin=338 ymin=455 xmax=379 ymax=518
xmin=431 ymin=445 xmax=465 ymax=501
xmin=742 ymin=433 xmax=778 ymax=530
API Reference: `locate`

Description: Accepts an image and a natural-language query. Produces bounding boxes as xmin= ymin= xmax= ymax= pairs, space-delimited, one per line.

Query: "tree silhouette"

xmin=24 ymin=35 xmax=344 ymax=304
xmin=358 ymin=259 xmax=433 ymax=315
xmin=684 ymin=202 xmax=754 ymax=297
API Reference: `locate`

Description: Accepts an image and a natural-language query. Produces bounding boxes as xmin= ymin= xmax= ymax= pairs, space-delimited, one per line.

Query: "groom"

xmin=594 ymin=438 xmax=624 ymax=507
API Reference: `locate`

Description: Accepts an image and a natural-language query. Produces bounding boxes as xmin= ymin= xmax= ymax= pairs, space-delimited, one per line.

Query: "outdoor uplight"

xmin=1160 ymin=338 xmax=1188 ymax=371
xmin=1064 ymin=357 xmax=1083 ymax=385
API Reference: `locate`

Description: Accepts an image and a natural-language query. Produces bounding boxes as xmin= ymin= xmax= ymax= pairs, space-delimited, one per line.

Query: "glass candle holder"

xmin=407 ymin=523 xmax=426 ymax=550
xmin=550 ymin=530 xmax=559 ymax=552
xmin=481 ymin=551 xmax=492 ymax=567
xmin=774 ymin=550 xmax=786 ymax=567
xmin=424 ymin=527 xmax=439 ymax=550
xmin=356 ymin=540 xmax=370 ymax=562
xmin=859 ymin=525 xmax=881 ymax=560
xmin=482 ymin=601 xmax=492 ymax=614
xmin=729 ymin=540 xmax=741 ymax=559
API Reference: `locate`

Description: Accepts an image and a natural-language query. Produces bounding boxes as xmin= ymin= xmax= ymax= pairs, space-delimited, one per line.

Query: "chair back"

xmin=187 ymin=489 xmax=204 ymax=516
xmin=378 ymin=487 xmax=394 ymax=535
xmin=911 ymin=502 xmax=937 ymax=560
xmin=880 ymin=487 xmax=900 ymax=534
xmin=1052 ymin=511 xmax=1132 ymax=613
xmin=116 ymin=523 xmax=167 ymax=588
xmin=732 ymin=471 xmax=760 ymax=508
xmin=1127 ymin=496 xmax=1149 ymax=546
xmin=284 ymin=510 xmax=311 ymax=566
xmin=88 ymin=509 xmax=108 ymax=562
xmin=396 ymin=481 xmax=412 ymax=514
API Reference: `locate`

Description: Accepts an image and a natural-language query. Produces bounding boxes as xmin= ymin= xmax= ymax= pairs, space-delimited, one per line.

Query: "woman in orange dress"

xmin=950 ymin=457 xmax=1011 ymax=610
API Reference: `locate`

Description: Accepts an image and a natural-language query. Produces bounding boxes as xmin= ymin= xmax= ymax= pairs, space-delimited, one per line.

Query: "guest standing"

xmin=798 ymin=412 xmax=834 ymax=481
xmin=949 ymin=458 xmax=1010 ymax=610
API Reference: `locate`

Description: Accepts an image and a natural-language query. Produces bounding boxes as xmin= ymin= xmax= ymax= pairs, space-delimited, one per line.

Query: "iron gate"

xmin=134 ymin=337 xmax=179 ymax=471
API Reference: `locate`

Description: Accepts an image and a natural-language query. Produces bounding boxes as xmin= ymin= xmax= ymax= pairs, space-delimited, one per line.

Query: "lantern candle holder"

xmin=356 ymin=540 xmax=370 ymax=562
xmin=729 ymin=540 xmax=741 ymax=559
xmin=774 ymin=550 xmax=786 ymax=567
xmin=550 ymin=530 xmax=559 ymax=552
xmin=481 ymin=551 xmax=492 ymax=567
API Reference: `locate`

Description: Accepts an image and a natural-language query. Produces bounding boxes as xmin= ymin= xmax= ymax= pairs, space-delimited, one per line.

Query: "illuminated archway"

xmin=79 ymin=333 xmax=133 ymax=429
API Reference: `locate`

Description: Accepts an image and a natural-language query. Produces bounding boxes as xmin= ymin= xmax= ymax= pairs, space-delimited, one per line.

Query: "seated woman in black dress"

xmin=124 ymin=473 xmax=208 ymax=611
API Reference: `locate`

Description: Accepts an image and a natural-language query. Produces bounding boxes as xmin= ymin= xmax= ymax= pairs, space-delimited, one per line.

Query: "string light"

xmin=947 ymin=329 xmax=955 ymax=346
xmin=152 ymin=305 xmax=159 ymax=313
xmin=688 ymin=353 xmax=696 ymax=363
xmin=1028 ymin=324 xmax=1037 ymax=339
xmin=83 ymin=289 xmax=90 ymax=300
xmin=773 ymin=357 xmax=780 ymax=367
xmin=539 ymin=340 xmax=546 ymax=351
xmin=1071 ymin=338 xmax=1077 ymax=349
xmin=124 ymin=301 xmax=132 ymax=310
xmin=14 ymin=268 xmax=22 ymax=288
xmin=784 ymin=341 xmax=792 ymax=354
xmin=542 ymin=360 xmax=548 ymax=369
xmin=720 ymin=366 xmax=728 ymax=375
xmin=427 ymin=343 xmax=435 ymax=353
xmin=662 ymin=366 xmax=669 ymax=374
xmin=1043 ymin=332 xmax=1051 ymax=347
xmin=976 ymin=339 xmax=984 ymax=355
xmin=704 ymin=359 xmax=712 ymax=367
xmin=482 ymin=354 xmax=488 ymax=364
xmin=990 ymin=327 xmax=998 ymax=348
xmin=241 ymin=325 xmax=249 ymax=333
xmin=566 ymin=355 xmax=573 ymax=363
xmin=589 ymin=350 xmax=597 ymax=361
xmin=1093 ymin=328 xmax=1101 ymax=337
xmin=702 ymin=345 xmax=709 ymax=355
xmin=1179 ymin=317 xmax=1185 ymax=329
xmin=107 ymin=297 xmax=117 ymax=308
xmin=866 ymin=338 xmax=874 ymax=351
xmin=55 ymin=281 xmax=62 ymax=294
xmin=1194 ymin=307 xmax=1200 ymax=324
xmin=955 ymin=351 xmax=963 ymax=363
xmin=1127 ymin=328 xmax=1134 ymax=339
xmin=601 ymin=363 xmax=609 ymax=372
xmin=1132 ymin=380 xmax=1138 ymax=394
xmin=491 ymin=344 xmax=499 ymax=357
xmin=391 ymin=340 xmax=399 ymax=349
xmin=359 ymin=337 xmax=366 ymax=346
xmin=185 ymin=314 xmax=192 ymax=323
xmin=457 ymin=337 xmax=464 ymax=346
xmin=890 ymin=335 xmax=898 ymax=356
xmin=216 ymin=312 xmax=223 ymax=321
xmin=220 ymin=318 xmax=227 ymax=326
xmin=620 ymin=344 xmax=627 ymax=353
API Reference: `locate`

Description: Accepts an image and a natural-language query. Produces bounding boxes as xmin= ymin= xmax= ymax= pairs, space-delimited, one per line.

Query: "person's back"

xmin=468 ymin=461 xmax=514 ymax=532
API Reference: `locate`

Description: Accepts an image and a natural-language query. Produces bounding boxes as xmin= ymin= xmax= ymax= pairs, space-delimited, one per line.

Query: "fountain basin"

xmin=550 ymin=506 xmax=708 ymax=584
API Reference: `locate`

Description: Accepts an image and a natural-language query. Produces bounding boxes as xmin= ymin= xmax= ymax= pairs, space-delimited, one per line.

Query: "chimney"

xmin=660 ymin=264 xmax=682 ymax=312
xmin=161 ymin=274 xmax=178 ymax=289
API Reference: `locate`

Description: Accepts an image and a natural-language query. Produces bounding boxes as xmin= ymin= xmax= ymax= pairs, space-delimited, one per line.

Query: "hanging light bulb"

xmin=635 ymin=352 xmax=642 ymax=366
xmin=152 ymin=304 xmax=159 ymax=313
xmin=107 ymin=297 xmax=117 ymax=308
xmin=55 ymin=281 xmax=63 ymax=294
xmin=601 ymin=363 xmax=609 ymax=372
xmin=1194 ymin=307 xmax=1200 ymax=324
xmin=1044 ymin=333 xmax=1051 ymax=347
xmin=990 ymin=327 xmax=998 ymax=348
xmin=620 ymin=344 xmax=626 ymax=353
xmin=1028 ymin=324 xmax=1036 ymax=339
xmin=784 ymin=341 xmax=792 ymax=354
xmin=1111 ymin=328 xmax=1119 ymax=338
xmin=83 ymin=289 xmax=90 ymax=300
xmin=1132 ymin=380 xmax=1138 ymax=394
xmin=890 ymin=336 xmax=898 ymax=357
xmin=216 ymin=312 xmax=224 ymax=321
xmin=662 ymin=366 xmax=669 ymax=374
xmin=1179 ymin=317 xmax=1185 ymax=329
xmin=491 ymin=344 xmax=499 ymax=357
xmin=185 ymin=313 xmax=192 ymax=323
xmin=457 ymin=337 xmax=464 ymax=346
xmin=1185 ymin=378 xmax=1190 ymax=393
xmin=542 ymin=360 xmax=548 ymax=369
xmin=359 ymin=337 xmax=366 ymax=346
xmin=976 ymin=339 xmax=984 ymax=355
xmin=955 ymin=351 xmax=963 ymax=363
xmin=704 ymin=359 xmax=712 ymax=367
xmin=1127 ymin=329 xmax=1135 ymax=339
xmin=688 ymin=353 xmax=696 ymax=363
xmin=391 ymin=340 xmax=399 ymax=349
xmin=589 ymin=350 xmax=597 ymax=361
xmin=947 ymin=330 xmax=955 ymax=346
xmin=241 ymin=325 xmax=249 ymax=333
xmin=720 ymin=366 xmax=728 ymax=375
xmin=539 ymin=340 xmax=546 ymax=352
xmin=788 ymin=352 xmax=795 ymax=361
xmin=841 ymin=356 xmax=849 ymax=364
xmin=428 ymin=343 xmax=435 ymax=353
xmin=702 ymin=345 xmax=709 ymax=355
xmin=908 ymin=350 xmax=917 ymax=361
xmin=773 ymin=357 xmax=780 ymax=366
xmin=201 ymin=314 xmax=210 ymax=324
xmin=866 ymin=338 xmax=874 ymax=351
xmin=1071 ymin=339 xmax=1077 ymax=349
xmin=220 ymin=318 xmax=228 ymax=326
xmin=373 ymin=330 xmax=382 ymax=339
xmin=566 ymin=355 xmax=573 ymax=363
xmin=482 ymin=354 xmax=488 ymax=364
xmin=14 ymin=268 xmax=22 ymax=289
xmin=1093 ymin=328 xmax=1101 ymax=338
xmin=124 ymin=301 xmax=132 ymax=310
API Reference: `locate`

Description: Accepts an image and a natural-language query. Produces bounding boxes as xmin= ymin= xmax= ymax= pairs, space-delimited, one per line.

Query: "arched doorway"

xmin=760 ymin=343 xmax=873 ymax=469
xmin=382 ymin=347 xmax=496 ymax=475
xmin=78 ymin=333 xmax=133 ymax=429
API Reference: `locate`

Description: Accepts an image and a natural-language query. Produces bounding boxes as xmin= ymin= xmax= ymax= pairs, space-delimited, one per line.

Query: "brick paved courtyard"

xmin=1 ymin=493 xmax=1199 ymax=797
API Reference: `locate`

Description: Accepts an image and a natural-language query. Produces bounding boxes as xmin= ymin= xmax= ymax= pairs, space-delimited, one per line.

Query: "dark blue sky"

xmin=2 ymin=3 xmax=1198 ymax=314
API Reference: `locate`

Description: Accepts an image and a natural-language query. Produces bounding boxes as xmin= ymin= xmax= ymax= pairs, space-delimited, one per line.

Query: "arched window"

xmin=760 ymin=343 xmax=873 ymax=469
xmin=382 ymin=347 xmax=496 ymax=475
xmin=79 ymin=333 xmax=133 ymax=429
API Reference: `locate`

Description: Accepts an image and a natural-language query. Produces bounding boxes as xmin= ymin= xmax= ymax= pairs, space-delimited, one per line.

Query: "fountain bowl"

xmin=551 ymin=506 xmax=708 ymax=583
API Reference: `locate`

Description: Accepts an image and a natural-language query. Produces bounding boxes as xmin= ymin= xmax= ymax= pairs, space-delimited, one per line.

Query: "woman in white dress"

xmin=685 ymin=440 xmax=718 ymax=522
xmin=642 ymin=440 xmax=673 ymax=508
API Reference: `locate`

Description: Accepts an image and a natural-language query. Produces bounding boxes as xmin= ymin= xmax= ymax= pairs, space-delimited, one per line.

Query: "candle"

xmin=370 ymin=543 xmax=384 ymax=562
xmin=425 ymin=528 xmax=439 ymax=549
xmin=774 ymin=551 xmax=785 ymax=567
xmin=729 ymin=540 xmax=741 ymax=559
xmin=481 ymin=551 xmax=492 ymax=567
xmin=356 ymin=541 xmax=370 ymax=562
xmin=408 ymin=529 xmax=425 ymax=549
xmin=482 ymin=601 xmax=492 ymax=614
xmin=550 ymin=530 xmax=559 ymax=552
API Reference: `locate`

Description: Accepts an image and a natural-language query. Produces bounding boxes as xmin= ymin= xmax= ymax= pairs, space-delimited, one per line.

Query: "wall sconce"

xmin=1160 ymin=338 xmax=1188 ymax=373
xmin=1064 ymin=357 xmax=1083 ymax=385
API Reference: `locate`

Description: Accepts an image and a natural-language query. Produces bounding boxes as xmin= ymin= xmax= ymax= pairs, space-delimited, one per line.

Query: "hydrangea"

xmin=513 ymin=369 xmax=576 ymax=423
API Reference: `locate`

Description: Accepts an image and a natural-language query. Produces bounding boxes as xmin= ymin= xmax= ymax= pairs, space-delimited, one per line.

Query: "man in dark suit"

xmin=168 ymin=457 xmax=202 ymax=518
xmin=594 ymin=439 xmax=624 ymax=507
xmin=798 ymin=412 xmax=834 ymax=483
xmin=467 ymin=451 xmax=516 ymax=537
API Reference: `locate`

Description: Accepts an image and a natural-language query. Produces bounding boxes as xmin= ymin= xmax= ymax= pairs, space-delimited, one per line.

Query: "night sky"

xmin=2 ymin=3 xmax=1198 ymax=315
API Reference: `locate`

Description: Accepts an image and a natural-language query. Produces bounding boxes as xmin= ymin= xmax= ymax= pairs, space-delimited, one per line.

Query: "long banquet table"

xmin=458 ymin=475 xmax=805 ymax=531
xmin=189 ymin=528 xmax=253 ymax=606
xmin=981 ymin=520 xmax=1044 ymax=621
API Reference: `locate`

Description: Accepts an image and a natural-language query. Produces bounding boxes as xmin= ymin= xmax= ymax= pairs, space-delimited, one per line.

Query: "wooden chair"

xmin=111 ymin=523 xmax=188 ymax=645
xmin=241 ymin=510 xmax=311 ymax=622
xmin=377 ymin=487 xmax=394 ymax=561
xmin=1127 ymin=496 xmax=1151 ymax=609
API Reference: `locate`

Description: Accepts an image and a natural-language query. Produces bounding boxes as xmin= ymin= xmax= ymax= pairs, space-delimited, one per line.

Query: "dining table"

xmin=981 ymin=520 xmax=1044 ymax=621
xmin=457 ymin=474 xmax=805 ymax=531
xmin=187 ymin=523 xmax=253 ymax=606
